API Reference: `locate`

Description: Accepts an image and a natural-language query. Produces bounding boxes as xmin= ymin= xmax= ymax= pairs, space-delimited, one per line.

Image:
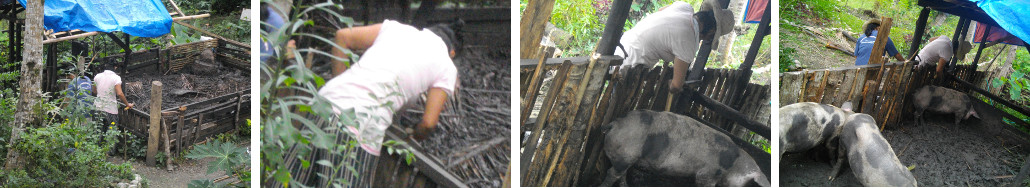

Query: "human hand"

xmin=125 ymin=103 xmax=134 ymax=110
xmin=669 ymin=79 xmax=684 ymax=94
xmin=413 ymin=121 xmax=434 ymax=140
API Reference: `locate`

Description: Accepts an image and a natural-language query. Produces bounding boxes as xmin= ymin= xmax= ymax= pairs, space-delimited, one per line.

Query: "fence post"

xmin=146 ymin=81 xmax=162 ymax=165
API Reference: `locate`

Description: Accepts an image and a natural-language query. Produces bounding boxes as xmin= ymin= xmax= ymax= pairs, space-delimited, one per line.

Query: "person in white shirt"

xmin=914 ymin=35 xmax=971 ymax=73
xmin=617 ymin=0 xmax=734 ymax=94
xmin=320 ymin=19 xmax=462 ymax=156
xmin=92 ymin=63 xmax=134 ymax=131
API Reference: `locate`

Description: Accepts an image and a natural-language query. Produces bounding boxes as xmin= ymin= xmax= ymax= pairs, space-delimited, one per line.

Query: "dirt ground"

xmin=781 ymin=100 xmax=1030 ymax=186
xmin=108 ymin=156 xmax=227 ymax=188
xmin=123 ymin=63 xmax=249 ymax=112
xmin=395 ymin=45 xmax=511 ymax=187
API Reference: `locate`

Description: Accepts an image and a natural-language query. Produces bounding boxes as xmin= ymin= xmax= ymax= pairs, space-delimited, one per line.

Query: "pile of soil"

xmin=396 ymin=46 xmax=510 ymax=187
xmin=123 ymin=63 xmax=249 ymax=112
xmin=781 ymin=100 xmax=1030 ymax=186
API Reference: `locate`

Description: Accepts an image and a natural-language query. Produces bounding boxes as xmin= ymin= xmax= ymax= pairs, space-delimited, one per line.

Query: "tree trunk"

xmin=5 ymin=0 xmax=44 ymax=170
xmin=717 ymin=0 xmax=746 ymax=66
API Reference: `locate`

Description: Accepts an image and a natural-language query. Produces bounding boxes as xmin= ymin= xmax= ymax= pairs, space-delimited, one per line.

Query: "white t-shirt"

xmin=916 ymin=35 xmax=954 ymax=68
xmin=618 ymin=1 xmax=700 ymax=72
xmin=318 ymin=20 xmax=458 ymax=156
xmin=93 ymin=70 xmax=122 ymax=114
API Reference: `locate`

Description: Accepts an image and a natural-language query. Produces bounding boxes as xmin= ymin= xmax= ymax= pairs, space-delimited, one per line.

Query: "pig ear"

xmin=968 ymin=110 xmax=981 ymax=119
xmin=840 ymin=102 xmax=853 ymax=112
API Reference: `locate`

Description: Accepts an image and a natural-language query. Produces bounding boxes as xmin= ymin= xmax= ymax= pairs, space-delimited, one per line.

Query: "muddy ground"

xmin=781 ymin=100 xmax=1030 ymax=186
xmin=395 ymin=45 xmax=511 ymax=187
xmin=123 ymin=63 xmax=249 ymax=112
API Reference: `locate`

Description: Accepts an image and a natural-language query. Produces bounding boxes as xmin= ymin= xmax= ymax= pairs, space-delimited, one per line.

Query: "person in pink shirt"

xmin=92 ymin=63 xmax=134 ymax=131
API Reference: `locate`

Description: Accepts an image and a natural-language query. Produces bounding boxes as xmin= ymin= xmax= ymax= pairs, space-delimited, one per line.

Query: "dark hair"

xmin=103 ymin=62 xmax=121 ymax=71
xmin=864 ymin=22 xmax=880 ymax=37
xmin=426 ymin=19 xmax=464 ymax=57
xmin=260 ymin=3 xmax=269 ymax=23
xmin=695 ymin=10 xmax=716 ymax=39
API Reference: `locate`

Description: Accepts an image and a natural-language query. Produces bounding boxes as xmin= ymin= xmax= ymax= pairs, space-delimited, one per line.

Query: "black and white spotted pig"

xmin=600 ymin=110 xmax=769 ymax=187
xmin=912 ymin=85 xmax=980 ymax=126
xmin=778 ymin=102 xmax=853 ymax=159
xmin=830 ymin=113 xmax=917 ymax=187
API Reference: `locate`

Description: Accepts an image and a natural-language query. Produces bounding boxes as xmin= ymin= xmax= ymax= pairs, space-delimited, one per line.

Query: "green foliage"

xmin=9 ymin=120 xmax=134 ymax=187
xmin=260 ymin=1 xmax=415 ymax=187
xmin=186 ymin=140 xmax=250 ymax=188
xmin=779 ymin=47 xmax=798 ymax=72
xmin=211 ymin=0 xmax=250 ymax=16
xmin=548 ymin=0 xmax=602 ymax=56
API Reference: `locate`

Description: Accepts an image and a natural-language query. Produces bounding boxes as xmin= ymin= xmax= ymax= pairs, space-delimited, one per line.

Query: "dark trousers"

xmin=97 ymin=111 xmax=118 ymax=133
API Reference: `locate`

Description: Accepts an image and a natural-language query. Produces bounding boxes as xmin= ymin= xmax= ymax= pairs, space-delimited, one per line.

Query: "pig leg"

xmin=954 ymin=111 xmax=964 ymax=126
xmin=600 ymin=163 xmax=631 ymax=187
xmin=914 ymin=109 xmax=924 ymax=127
xmin=828 ymin=144 xmax=848 ymax=181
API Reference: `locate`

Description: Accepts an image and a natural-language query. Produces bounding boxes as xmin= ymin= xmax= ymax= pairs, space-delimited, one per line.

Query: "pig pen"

xmin=103 ymin=39 xmax=251 ymax=157
xmin=519 ymin=56 xmax=772 ymax=186
xmin=779 ymin=62 xmax=1030 ymax=186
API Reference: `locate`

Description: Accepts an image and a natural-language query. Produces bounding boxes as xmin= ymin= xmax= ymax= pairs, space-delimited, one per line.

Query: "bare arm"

xmin=414 ymin=88 xmax=448 ymax=140
xmin=115 ymin=84 xmax=133 ymax=109
xmin=332 ymin=24 xmax=383 ymax=77
xmin=670 ymin=58 xmax=690 ymax=94
xmin=894 ymin=53 xmax=905 ymax=62
xmin=936 ymin=58 xmax=947 ymax=73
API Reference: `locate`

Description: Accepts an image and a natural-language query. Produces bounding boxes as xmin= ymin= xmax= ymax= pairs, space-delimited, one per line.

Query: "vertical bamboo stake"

xmin=146 ymin=81 xmax=162 ymax=165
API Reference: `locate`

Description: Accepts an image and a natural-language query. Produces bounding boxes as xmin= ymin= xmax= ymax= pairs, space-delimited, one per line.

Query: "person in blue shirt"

xmin=62 ymin=64 xmax=94 ymax=119
xmin=854 ymin=19 xmax=905 ymax=66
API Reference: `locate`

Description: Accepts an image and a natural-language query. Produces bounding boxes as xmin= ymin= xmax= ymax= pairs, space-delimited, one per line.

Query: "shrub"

xmin=6 ymin=120 xmax=134 ymax=187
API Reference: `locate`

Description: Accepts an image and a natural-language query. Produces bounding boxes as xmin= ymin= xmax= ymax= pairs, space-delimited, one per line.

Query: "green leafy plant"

xmin=186 ymin=140 xmax=250 ymax=188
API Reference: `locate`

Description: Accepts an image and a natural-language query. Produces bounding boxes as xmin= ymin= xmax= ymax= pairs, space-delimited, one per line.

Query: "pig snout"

xmin=912 ymin=85 xmax=978 ymax=126
xmin=778 ymin=102 xmax=850 ymax=159
xmin=601 ymin=110 xmax=769 ymax=187
xmin=831 ymin=114 xmax=917 ymax=187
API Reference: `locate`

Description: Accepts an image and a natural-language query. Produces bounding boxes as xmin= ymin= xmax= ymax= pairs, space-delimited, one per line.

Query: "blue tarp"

xmin=969 ymin=0 xmax=1030 ymax=46
xmin=18 ymin=0 xmax=172 ymax=37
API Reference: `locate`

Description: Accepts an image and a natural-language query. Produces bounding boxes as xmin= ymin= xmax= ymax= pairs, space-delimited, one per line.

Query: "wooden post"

xmin=519 ymin=0 xmax=556 ymax=59
xmin=867 ymin=17 xmax=893 ymax=65
xmin=907 ymin=8 xmax=931 ymax=59
xmin=595 ymin=0 xmax=634 ymax=55
xmin=146 ymin=81 xmax=162 ymax=165
xmin=162 ymin=119 xmax=173 ymax=171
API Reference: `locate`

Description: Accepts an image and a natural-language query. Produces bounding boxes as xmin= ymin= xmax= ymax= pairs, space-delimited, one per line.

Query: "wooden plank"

xmin=834 ymin=69 xmax=858 ymax=106
xmin=519 ymin=0 xmax=556 ymax=59
xmin=821 ymin=70 xmax=843 ymax=105
xmin=545 ymin=56 xmax=611 ymax=186
xmin=779 ymin=72 xmax=805 ymax=106
xmin=804 ymin=71 xmax=825 ymax=102
xmin=520 ymin=47 xmax=556 ymax=127
xmin=867 ymin=17 xmax=893 ymax=65
xmin=520 ymin=61 xmax=571 ymax=184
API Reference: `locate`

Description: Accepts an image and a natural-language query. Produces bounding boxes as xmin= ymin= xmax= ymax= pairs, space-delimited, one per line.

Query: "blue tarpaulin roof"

xmin=18 ymin=0 xmax=172 ymax=37
xmin=969 ymin=0 xmax=1030 ymax=46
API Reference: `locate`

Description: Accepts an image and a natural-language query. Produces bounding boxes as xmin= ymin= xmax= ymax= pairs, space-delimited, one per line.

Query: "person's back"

xmin=320 ymin=20 xmax=457 ymax=114
xmin=317 ymin=20 xmax=458 ymax=155
xmin=853 ymin=30 xmax=900 ymax=66
xmin=67 ymin=76 xmax=93 ymax=107
xmin=915 ymin=36 xmax=954 ymax=68
xmin=619 ymin=1 xmax=700 ymax=70
xmin=94 ymin=70 xmax=122 ymax=115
